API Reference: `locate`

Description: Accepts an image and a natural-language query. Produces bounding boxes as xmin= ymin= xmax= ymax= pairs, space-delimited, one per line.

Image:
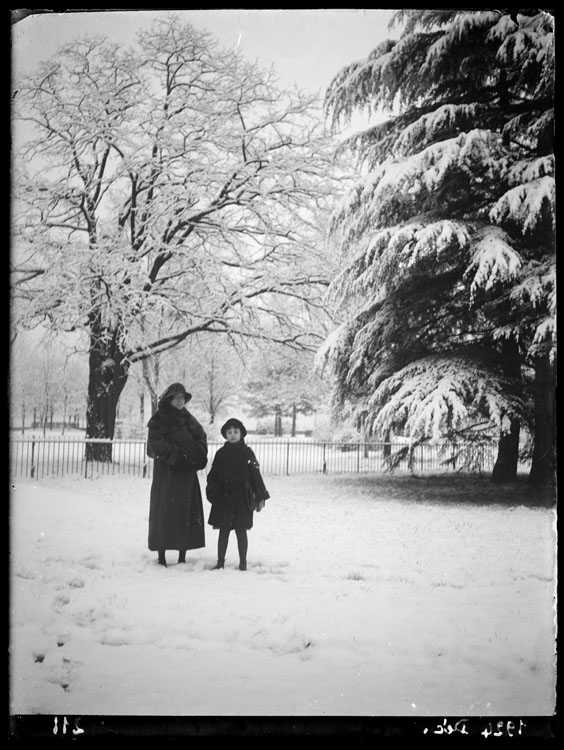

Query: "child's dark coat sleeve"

xmin=247 ymin=449 xmax=270 ymax=502
xmin=206 ymin=452 xmax=227 ymax=506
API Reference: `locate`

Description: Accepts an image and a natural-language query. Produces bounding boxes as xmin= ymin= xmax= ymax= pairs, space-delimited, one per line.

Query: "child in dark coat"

xmin=206 ymin=418 xmax=270 ymax=571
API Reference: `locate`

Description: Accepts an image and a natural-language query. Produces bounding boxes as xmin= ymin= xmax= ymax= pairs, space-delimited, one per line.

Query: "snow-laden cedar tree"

xmin=11 ymin=14 xmax=342 ymax=459
xmin=319 ymin=9 xmax=554 ymax=485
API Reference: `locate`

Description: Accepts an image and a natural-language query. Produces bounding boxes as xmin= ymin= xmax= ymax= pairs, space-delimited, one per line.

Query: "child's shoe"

xmin=212 ymin=559 xmax=224 ymax=570
xmin=239 ymin=561 xmax=247 ymax=571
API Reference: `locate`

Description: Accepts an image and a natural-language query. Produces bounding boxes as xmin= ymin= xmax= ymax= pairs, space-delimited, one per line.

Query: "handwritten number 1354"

xmin=482 ymin=720 xmax=525 ymax=738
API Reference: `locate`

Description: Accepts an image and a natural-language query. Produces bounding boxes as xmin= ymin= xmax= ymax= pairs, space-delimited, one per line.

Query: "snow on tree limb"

xmin=491 ymin=11 xmax=554 ymax=68
xmin=329 ymin=220 xmax=471 ymax=303
xmin=331 ymin=129 xmax=505 ymax=240
xmin=368 ymin=354 xmax=524 ymax=442
xmin=509 ymin=259 xmax=555 ymax=310
xmin=466 ymin=227 xmax=522 ymax=296
xmin=505 ymin=155 xmax=554 ymax=187
xmin=489 ymin=176 xmax=555 ymax=235
xmin=324 ymin=39 xmax=397 ymax=129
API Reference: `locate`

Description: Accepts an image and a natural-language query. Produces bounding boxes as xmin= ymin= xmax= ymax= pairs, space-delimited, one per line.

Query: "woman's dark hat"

xmin=220 ymin=418 xmax=247 ymax=439
xmin=158 ymin=382 xmax=192 ymax=404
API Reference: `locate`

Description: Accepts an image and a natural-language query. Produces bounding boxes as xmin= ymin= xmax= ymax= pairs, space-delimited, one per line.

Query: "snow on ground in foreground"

xmin=9 ymin=473 xmax=556 ymax=717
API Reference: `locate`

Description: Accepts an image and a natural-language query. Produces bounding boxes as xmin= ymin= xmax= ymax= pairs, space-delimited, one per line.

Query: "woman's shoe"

xmin=239 ymin=561 xmax=247 ymax=571
xmin=212 ymin=559 xmax=224 ymax=570
xmin=158 ymin=551 xmax=167 ymax=567
xmin=178 ymin=550 xmax=186 ymax=564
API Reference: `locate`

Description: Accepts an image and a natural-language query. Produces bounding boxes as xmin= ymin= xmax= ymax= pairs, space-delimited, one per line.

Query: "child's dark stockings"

xmin=217 ymin=528 xmax=248 ymax=567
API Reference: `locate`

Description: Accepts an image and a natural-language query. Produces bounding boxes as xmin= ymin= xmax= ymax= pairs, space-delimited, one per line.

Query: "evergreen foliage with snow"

xmin=319 ymin=10 xmax=555 ymax=482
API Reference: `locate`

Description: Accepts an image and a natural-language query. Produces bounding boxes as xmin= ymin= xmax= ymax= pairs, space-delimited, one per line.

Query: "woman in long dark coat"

xmin=147 ymin=383 xmax=208 ymax=567
xmin=206 ymin=418 xmax=270 ymax=571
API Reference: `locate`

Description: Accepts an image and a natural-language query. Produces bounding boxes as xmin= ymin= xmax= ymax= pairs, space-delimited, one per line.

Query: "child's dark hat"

xmin=221 ymin=418 xmax=247 ymax=439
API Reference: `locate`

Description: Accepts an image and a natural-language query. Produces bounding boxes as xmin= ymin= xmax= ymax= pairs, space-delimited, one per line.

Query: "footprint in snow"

xmin=99 ymin=628 xmax=130 ymax=646
xmin=14 ymin=568 xmax=36 ymax=580
xmin=346 ymin=571 xmax=366 ymax=581
xmin=44 ymin=654 xmax=82 ymax=692
xmin=53 ymin=594 xmax=71 ymax=613
xmin=79 ymin=556 xmax=102 ymax=570
xmin=250 ymin=631 xmax=315 ymax=660
xmin=253 ymin=561 xmax=291 ymax=576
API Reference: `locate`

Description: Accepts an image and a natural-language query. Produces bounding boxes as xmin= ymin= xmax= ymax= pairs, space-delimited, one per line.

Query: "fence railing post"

xmin=9 ymin=436 xmax=507 ymax=479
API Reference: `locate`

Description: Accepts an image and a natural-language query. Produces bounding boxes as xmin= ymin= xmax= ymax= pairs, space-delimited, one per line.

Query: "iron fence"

xmin=9 ymin=436 xmax=507 ymax=480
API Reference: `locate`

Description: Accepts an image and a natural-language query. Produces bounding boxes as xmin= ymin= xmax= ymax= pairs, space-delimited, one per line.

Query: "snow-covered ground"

xmin=9 ymin=472 xmax=556 ymax=718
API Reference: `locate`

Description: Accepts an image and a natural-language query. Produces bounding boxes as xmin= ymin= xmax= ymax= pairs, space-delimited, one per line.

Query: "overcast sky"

xmin=11 ymin=8 xmax=397 ymax=96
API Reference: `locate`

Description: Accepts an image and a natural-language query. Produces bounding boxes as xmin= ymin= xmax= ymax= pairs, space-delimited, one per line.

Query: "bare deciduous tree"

xmin=12 ymin=14 xmax=343 ymax=459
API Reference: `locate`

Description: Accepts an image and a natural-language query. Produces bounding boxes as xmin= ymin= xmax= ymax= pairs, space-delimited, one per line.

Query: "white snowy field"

xmin=9 ymin=472 xmax=556 ymax=718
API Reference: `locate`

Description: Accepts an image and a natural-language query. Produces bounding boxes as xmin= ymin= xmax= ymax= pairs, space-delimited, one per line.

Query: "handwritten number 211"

xmin=53 ymin=716 xmax=84 ymax=735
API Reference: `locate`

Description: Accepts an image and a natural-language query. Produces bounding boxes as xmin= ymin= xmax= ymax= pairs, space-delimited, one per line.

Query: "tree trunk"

xmin=491 ymin=339 xmax=522 ymax=484
xmin=383 ymin=428 xmax=392 ymax=459
xmin=85 ymin=327 xmax=129 ymax=461
xmin=151 ymin=394 xmax=158 ymax=415
xmin=527 ymin=353 xmax=556 ymax=486
xmin=139 ymin=391 xmax=145 ymax=423
xmin=141 ymin=357 xmax=159 ymax=417
xmin=208 ymin=385 xmax=216 ymax=425
xmin=491 ymin=418 xmax=520 ymax=484
xmin=291 ymin=403 xmax=297 ymax=437
xmin=274 ymin=405 xmax=282 ymax=437
xmin=62 ymin=394 xmax=68 ymax=436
